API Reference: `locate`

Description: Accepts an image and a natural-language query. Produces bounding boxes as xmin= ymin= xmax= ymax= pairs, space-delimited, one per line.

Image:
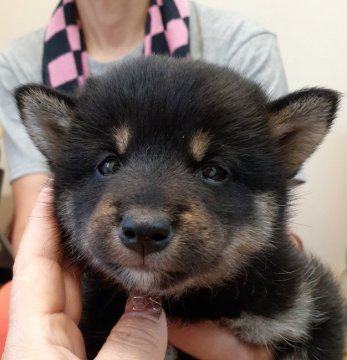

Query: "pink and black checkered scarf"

xmin=43 ymin=0 xmax=190 ymax=92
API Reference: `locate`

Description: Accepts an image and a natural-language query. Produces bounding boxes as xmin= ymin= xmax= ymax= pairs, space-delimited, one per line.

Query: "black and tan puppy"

xmin=16 ymin=56 xmax=344 ymax=359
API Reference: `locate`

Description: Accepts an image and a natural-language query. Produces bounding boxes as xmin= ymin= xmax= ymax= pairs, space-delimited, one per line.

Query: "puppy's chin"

xmin=112 ymin=267 xmax=191 ymax=297
xmin=99 ymin=262 xmax=233 ymax=298
xmin=85 ymin=255 xmax=181 ymax=295
xmin=118 ymin=268 xmax=166 ymax=295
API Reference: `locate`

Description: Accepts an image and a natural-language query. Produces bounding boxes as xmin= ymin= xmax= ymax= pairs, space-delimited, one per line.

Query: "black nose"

xmin=119 ymin=215 xmax=172 ymax=255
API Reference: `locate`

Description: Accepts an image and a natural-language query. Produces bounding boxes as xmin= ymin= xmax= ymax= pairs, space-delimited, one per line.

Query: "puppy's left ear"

xmin=267 ymin=88 xmax=340 ymax=178
xmin=15 ymin=84 xmax=75 ymax=166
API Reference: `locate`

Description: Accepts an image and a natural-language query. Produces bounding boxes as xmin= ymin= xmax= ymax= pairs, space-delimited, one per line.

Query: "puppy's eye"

xmin=200 ymin=165 xmax=228 ymax=182
xmin=98 ymin=157 xmax=118 ymax=176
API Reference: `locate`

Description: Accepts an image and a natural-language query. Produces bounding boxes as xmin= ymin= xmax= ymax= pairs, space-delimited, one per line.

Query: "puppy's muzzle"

xmin=119 ymin=212 xmax=172 ymax=255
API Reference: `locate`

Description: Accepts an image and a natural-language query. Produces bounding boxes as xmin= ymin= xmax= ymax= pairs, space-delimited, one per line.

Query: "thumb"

xmin=96 ymin=295 xmax=168 ymax=360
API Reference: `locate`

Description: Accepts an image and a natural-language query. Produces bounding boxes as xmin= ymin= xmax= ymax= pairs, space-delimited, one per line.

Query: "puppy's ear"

xmin=267 ymin=88 xmax=340 ymax=178
xmin=15 ymin=85 xmax=75 ymax=164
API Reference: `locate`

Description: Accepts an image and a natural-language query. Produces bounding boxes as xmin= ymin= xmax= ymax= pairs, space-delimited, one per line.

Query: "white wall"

xmin=0 ymin=1 xmax=346 ymax=273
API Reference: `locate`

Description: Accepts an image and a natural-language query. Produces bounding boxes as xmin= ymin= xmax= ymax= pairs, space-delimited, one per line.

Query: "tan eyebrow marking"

xmin=190 ymin=130 xmax=211 ymax=162
xmin=113 ymin=126 xmax=130 ymax=154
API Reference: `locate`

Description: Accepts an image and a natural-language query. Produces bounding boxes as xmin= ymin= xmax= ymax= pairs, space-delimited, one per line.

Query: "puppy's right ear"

xmin=15 ymin=84 xmax=75 ymax=164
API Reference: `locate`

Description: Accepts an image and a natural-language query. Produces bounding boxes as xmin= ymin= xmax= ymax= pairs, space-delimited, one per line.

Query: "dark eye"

xmin=97 ymin=157 xmax=118 ymax=176
xmin=200 ymin=165 xmax=228 ymax=182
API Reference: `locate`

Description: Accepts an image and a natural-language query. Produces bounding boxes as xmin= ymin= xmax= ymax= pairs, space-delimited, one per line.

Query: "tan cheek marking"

xmin=229 ymin=192 xmax=277 ymax=253
xmin=87 ymin=198 xmax=119 ymax=240
xmin=113 ymin=126 xmax=130 ymax=154
xmin=171 ymin=205 xmax=224 ymax=261
xmin=190 ymin=130 xmax=211 ymax=162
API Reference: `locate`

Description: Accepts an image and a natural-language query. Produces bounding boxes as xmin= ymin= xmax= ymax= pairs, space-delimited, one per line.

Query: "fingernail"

xmin=125 ymin=294 xmax=162 ymax=318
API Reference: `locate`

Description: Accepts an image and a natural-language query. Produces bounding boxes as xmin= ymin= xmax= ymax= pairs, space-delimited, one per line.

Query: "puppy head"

xmin=16 ymin=56 xmax=339 ymax=296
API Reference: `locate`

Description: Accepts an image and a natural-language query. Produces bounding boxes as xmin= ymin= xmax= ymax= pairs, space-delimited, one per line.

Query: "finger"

xmin=169 ymin=322 xmax=272 ymax=360
xmin=11 ymin=255 xmax=66 ymax=316
xmin=96 ymin=295 xmax=167 ymax=360
xmin=16 ymin=184 xmax=61 ymax=262
xmin=10 ymin=185 xmax=68 ymax=315
xmin=5 ymin=256 xmax=67 ymax=359
xmin=10 ymin=183 xmax=83 ymax=318
xmin=63 ymin=267 xmax=83 ymax=324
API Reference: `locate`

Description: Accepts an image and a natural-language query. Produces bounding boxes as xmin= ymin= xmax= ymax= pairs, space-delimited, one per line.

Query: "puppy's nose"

xmin=120 ymin=215 xmax=172 ymax=255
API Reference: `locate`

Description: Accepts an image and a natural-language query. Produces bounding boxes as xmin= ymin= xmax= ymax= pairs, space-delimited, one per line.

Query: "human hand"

xmin=169 ymin=322 xmax=273 ymax=360
xmin=2 ymin=185 xmax=167 ymax=360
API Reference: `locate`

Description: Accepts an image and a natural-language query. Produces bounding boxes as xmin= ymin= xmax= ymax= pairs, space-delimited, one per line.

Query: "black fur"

xmin=16 ymin=56 xmax=344 ymax=359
